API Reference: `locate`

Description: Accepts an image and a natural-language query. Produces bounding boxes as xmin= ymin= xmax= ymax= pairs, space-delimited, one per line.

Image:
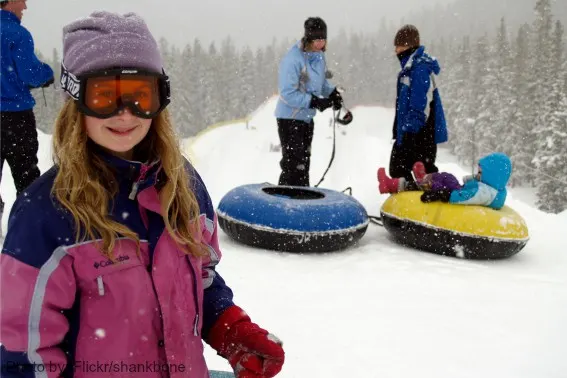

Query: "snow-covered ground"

xmin=1 ymin=98 xmax=566 ymax=377
xmin=190 ymin=98 xmax=567 ymax=378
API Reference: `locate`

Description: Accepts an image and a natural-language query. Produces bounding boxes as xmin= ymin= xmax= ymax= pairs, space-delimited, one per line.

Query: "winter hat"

xmin=62 ymin=11 xmax=163 ymax=77
xmin=478 ymin=152 xmax=512 ymax=190
xmin=304 ymin=17 xmax=327 ymax=41
xmin=394 ymin=25 xmax=420 ymax=48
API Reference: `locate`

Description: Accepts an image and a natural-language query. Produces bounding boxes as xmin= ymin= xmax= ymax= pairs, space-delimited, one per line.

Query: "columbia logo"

xmin=94 ymin=255 xmax=130 ymax=268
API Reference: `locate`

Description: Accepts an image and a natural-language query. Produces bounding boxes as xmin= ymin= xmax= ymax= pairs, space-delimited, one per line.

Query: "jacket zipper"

xmin=131 ymin=162 xmax=199 ymax=340
xmin=129 ymin=164 xmax=151 ymax=200
xmin=149 ymin=259 xmax=168 ymax=350
xmin=186 ymin=256 xmax=200 ymax=336
xmin=128 ymin=163 xmax=168 ymax=349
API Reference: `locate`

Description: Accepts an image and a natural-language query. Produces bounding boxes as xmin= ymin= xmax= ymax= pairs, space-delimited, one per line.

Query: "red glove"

xmin=207 ymin=305 xmax=285 ymax=378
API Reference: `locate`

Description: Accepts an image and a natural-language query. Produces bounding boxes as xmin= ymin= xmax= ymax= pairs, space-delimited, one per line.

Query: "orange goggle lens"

xmin=84 ymin=76 xmax=161 ymax=116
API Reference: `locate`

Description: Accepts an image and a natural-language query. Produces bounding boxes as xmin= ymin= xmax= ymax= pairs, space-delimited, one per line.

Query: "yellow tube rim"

xmin=380 ymin=191 xmax=529 ymax=241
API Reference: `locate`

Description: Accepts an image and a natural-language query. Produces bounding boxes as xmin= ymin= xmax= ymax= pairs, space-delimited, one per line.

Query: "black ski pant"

xmin=389 ymin=138 xmax=438 ymax=182
xmin=0 ymin=109 xmax=41 ymax=213
xmin=277 ymin=118 xmax=314 ymax=187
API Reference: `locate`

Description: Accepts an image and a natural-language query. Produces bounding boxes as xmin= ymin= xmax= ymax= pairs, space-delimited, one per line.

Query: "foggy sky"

xmin=23 ymin=0 xmax=455 ymax=55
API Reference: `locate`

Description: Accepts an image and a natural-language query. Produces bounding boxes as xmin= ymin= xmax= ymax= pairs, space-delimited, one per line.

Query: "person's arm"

xmin=187 ymin=165 xmax=285 ymax=377
xmin=13 ymin=28 xmax=54 ymax=88
xmin=449 ymin=181 xmax=498 ymax=206
xmin=321 ymin=78 xmax=336 ymax=98
xmin=183 ymin=164 xmax=235 ymax=338
xmin=199 ymin=202 xmax=235 ymax=339
xmin=0 ymin=201 xmax=75 ymax=377
xmin=421 ymin=181 xmax=498 ymax=206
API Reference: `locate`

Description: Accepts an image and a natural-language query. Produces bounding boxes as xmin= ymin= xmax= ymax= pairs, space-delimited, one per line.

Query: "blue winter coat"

xmin=0 ymin=10 xmax=54 ymax=112
xmin=395 ymin=46 xmax=448 ymax=146
xmin=449 ymin=153 xmax=512 ymax=210
xmin=274 ymin=41 xmax=335 ymax=122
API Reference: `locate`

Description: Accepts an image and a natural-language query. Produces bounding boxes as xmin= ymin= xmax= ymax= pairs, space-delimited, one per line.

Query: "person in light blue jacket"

xmin=274 ymin=17 xmax=344 ymax=186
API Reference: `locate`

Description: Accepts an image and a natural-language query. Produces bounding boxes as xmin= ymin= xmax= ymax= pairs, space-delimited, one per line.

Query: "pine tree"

xmin=189 ymin=39 xmax=206 ymax=131
xmin=447 ymin=37 xmax=474 ymax=166
xmin=220 ymin=37 xmax=241 ymax=121
xmin=507 ymin=23 xmax=533 ymax=186
xmin=326 ymin=28 xmax=349 ymax=92
xmin=466 ymin=36 xmax=493 ymax=167
xmin=374 ymin=20 xmax=398 ymax=106
xmin=492 ymin=19 xmax=515 ymax=159
xmin=473 ymin=34 xmax=501 ymax=156
xmin=528 ymin=0 xmax=555 ymax=184
xmin=359 ymin=40 xmax=377 ymax=104
xmin=345 ymin=33 xmax=363 ymax=105
xmin=262 ymin=39 xmax=278 ymax=99
xmin=438 ymin=38 xmax=457 ymax=151
xmin=533 ymin=92 xmax=567 ymax=213
xmin=239 ymin=46 xmax=256 ymax=117
xmin=254 ymin=46 xmax=267 ymax=106
xmin=176 ymin=44 xmax=195 ymax=136
xmin=533 ymin=20 xmax=567 ymax=213
xmin=203 ymin=42 xmax=221 ymax=126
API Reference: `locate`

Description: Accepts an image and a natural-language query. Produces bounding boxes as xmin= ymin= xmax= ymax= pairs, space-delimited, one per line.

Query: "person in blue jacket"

xmin=390 ymin=24 xmax=448 ymax=183
xmin=274 ymin=17 xmax=344 ymax=186
xmin=0 ymin=0 xmax=54 ymax=236
xmin=377 ymin=152 xmax=513 ymax=210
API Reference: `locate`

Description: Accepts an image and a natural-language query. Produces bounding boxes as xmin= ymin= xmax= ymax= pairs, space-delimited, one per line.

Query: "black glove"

xmin=336 ymin=110 xmax=353 ymax=125
xmin=328 ymin=87 xmax=343 ymax=111
xmin=41 ymin=77 xmax=55 ymax=88
xmin=309 ymin=96 xmax=332 ymax=112
xmin=420 ymin=189 xmax=452 ymax=203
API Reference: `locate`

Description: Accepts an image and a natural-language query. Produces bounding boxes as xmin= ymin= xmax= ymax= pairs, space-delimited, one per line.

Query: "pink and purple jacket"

xmin=0 ymin=150 xmax=235 ymax=377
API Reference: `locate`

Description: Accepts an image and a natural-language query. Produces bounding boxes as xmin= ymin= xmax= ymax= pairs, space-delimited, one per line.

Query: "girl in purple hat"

xmin=0 ymin=11 xmax=284 ymax=378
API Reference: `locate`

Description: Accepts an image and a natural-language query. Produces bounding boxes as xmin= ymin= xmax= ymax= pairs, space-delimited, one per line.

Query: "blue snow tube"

xmin=217 ymin=183 xmax=369 ymax=253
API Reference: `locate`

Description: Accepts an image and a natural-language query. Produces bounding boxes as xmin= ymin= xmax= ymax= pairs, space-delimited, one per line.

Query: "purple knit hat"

xmin=62 ymin=11 xmax=163 ymax=77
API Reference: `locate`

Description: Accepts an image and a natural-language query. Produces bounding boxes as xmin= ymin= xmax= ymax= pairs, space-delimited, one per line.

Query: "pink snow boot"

xmin=412 ymin=161 xmax=427 ymax=183
xmin=377 ymin=168 xmax=405 ymax=194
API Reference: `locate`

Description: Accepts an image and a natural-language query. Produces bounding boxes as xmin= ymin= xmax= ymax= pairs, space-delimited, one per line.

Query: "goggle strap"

xmin=60 ymin=63 xmax=81 ymax=100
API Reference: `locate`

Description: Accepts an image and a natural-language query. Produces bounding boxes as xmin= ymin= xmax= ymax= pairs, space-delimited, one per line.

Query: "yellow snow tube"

xmin=380 ymin=191 xmax=529 ymax=259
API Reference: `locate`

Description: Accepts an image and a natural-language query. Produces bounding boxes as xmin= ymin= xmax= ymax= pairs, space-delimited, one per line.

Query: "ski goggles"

xmin=60 ymin=64 xmax=171 ymax=119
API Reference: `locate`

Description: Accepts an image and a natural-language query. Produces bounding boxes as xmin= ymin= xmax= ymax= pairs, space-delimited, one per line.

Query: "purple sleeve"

xmin=430 ymin=172 xmax=462 ymax=191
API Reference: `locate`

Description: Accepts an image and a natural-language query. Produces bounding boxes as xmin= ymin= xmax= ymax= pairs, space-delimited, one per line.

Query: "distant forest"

xmin=32 ymin=0 xmax=566 ymax=213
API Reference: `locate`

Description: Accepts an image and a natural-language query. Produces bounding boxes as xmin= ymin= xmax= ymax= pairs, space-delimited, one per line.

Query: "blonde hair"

xmin=51 ymin=100 xmax=206 ymax=259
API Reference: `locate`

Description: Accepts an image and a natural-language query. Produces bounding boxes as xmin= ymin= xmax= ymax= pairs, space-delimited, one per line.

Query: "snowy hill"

xmin=188 ymin=97 xmax=567 ymax=377
xmin=1 ymin=98 xmax=566 ymax=377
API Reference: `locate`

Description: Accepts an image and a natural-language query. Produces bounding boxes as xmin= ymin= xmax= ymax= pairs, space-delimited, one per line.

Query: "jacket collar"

xmin=91 ymin=143 xmax=162 ymax=193
xmin=0 ymin=10 xmax=20 ymax=24
xmin=399 ymin=45 xmax=425 ymax=72
xmin=296 ymin=41 xmax=324 ymax=63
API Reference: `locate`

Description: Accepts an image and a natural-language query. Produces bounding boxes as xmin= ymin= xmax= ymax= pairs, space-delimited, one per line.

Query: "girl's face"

xmin=395 ymin=45 xmax=410 ymax=55
xmin=84 ymin=108 xmax=152 ymax=160
xmin=3 ymin=0 xmax=27 ymax=20
xmin=305 ymin=39 xmax=326 ymax=52
xmin=311 ymin=39 xmax=326 ymax=51
xmin=475 ymin=165 xmax=482 ymax=181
